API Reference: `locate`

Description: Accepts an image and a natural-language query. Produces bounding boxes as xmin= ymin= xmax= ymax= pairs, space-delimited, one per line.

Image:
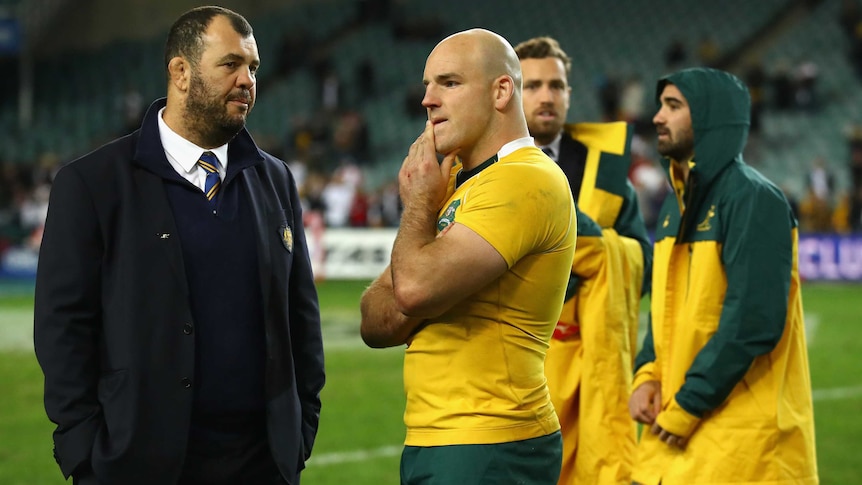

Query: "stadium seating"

xmin=0 ymin=0 xmax=857 ymax=201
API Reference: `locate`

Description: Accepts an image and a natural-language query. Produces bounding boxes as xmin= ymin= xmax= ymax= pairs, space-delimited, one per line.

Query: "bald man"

xmin=360 ymin=29 xmax=577 ymax=484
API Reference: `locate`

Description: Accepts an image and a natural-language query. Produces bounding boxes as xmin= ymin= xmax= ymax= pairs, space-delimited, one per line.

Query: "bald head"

xmin=433 ymin=29 xmax=523 ymax=98
xmin=421 ymin=28 xmax=528 ymax=169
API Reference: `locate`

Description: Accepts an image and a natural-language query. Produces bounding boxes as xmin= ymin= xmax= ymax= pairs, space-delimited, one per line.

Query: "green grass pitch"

xmin=0 ymin=280 xmax=859 ymax=484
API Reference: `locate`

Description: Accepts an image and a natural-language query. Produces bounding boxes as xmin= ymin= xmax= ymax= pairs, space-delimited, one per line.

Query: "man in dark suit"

xmin=33 ymin=6 xmax=324 ymax=485
xmin=515 ymin=36 xmax=652 ymax=484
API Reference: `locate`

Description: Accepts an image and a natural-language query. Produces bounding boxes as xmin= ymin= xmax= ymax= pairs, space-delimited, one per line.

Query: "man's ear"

xmin=493 ymin=75 xmax=515 ymax=111
xmin=168 ymin=57 xmax=190 ymax=92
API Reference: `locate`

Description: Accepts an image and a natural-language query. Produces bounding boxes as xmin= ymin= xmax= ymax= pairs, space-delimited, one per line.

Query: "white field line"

xmin=805 ymin=313 xmax=820 ymax=346
xmin=306 ymin=445 xmax=401 ymax=467
xmin=0 ymin=309 xmax=368 ymax=352
xmin=0 ymin=309 xmax=34 ymax=351
xmin=812 ymin=385 xmax=862 ymax=401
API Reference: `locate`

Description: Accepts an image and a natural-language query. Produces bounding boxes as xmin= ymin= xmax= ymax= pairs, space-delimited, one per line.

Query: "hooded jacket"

xmin=631 ymin=68 xmax=818 ymax=484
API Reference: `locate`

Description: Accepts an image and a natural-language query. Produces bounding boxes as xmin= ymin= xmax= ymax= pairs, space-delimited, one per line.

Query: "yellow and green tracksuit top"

xmin=632 ymin=68 xmax=818 ymax=485
xmin=403 ymin=139 xmax=577 ymax=447
xmin=544 ymin=122 xmax=651 ymax=485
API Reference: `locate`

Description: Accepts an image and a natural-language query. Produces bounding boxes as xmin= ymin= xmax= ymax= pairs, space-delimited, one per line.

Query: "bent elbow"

xmin=359 ymin=322 xmax=395 ymax=349
xmin=392 ymin=281 xmax=434 ymax=318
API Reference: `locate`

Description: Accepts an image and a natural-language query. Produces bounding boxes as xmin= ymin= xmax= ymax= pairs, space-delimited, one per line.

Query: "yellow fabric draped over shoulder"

xmin=546 ymin=229 xmax=642 ymax=485
xmin=545 ymin=121 xmax=645 ymax=485
xmin=570 ymin=122 xmax=629 ymax=227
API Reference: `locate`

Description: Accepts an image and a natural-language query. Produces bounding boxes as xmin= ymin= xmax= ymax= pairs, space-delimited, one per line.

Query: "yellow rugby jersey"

xmin=403 ymin=138 xmax=577 ymax=446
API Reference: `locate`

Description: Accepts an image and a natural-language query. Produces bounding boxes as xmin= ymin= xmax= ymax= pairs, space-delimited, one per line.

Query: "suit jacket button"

xmin=181 ymin=377 xmax=192 ymax=388
xmin=183 ymin=323 xmax=193 ymax=335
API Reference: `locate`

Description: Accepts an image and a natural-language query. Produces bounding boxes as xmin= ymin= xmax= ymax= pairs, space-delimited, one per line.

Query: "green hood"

xmin=655 ymin=67 xmax=751 ymax=188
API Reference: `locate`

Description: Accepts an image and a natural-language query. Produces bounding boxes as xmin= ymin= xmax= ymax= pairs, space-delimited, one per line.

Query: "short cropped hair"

xmin=164 ymin=5 xmax=253 ymax=77
xmin=513 ymin=36 xmax=572 ymax=76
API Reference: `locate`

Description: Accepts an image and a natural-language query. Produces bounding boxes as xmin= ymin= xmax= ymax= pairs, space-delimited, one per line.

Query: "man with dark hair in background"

xmin=629 ymin=67 xmax=818 ymax=484
xmin=34 ymin=6 xmax=324 ymax=484
xmin=514 ymin=35 xmax=651 ymax=485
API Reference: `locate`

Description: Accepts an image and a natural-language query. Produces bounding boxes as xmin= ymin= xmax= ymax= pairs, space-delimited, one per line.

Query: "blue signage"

xmin=798 ymin=235 xmax=862 ymax=282
xmin=0 ymin=16 xmax=21 ymax=55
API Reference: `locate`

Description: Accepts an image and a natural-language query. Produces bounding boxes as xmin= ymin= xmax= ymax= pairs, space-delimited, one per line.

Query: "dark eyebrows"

xmin=661 ymin=95 xmax=685 ymax=107
xmin=217 ymin=52 xmax=260 ymax=67
xmin=522 ymin=78 xmax=567 ymax=87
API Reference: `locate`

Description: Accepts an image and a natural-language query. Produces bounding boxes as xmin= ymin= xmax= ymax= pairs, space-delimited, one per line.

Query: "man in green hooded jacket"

xmin=629 ymin=68 xmax=818 ymax=484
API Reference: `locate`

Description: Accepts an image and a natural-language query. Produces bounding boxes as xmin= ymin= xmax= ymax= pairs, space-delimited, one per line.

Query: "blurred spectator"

xmin=628 ymin=134 xmax=667 ymax=231
xmin=851 ymin=25 xmax=862 ymax=81
xmin=313 ymin=58 xmax=343 ymax=114
xmin=348 ymin=187 xmax=370 ymax=227
xmin=745 ymin=60 xmax=767 ymax=134
xmin=807 ymin=156 xmax=834 ymax=202
xmin=851 ymin=185 xmax=862 ymax=232
xmin=848 ymin=123 xmax=862 ymax=192
xmin=332 ymin=110 xmax=371 ymax=165
xmin=664 ymin=38 xmax=688 ymax=70
xmin=799 ymin=157 xmax=835 ymax=232
xmin=619 ymin=74 xmax=646 ymax=124
xmin=321 ymin=163 xmax=362 ymax=227
xmin=301 ymin=171 xmax=328 ymax=215
xmin=117 ymin=83 xmax=145 ymax=135
xmin=284 ymin=113 xmax=334 ymax=171
xmin=832 ymin=190 xmax=853 ymax=234
xmin=771 ymin=60 xmax=795 ymax=110
xmin=696 ymin=35 xmax=720 ymax=67
xmin=19 ymin=184 xmax=50 ymax=240
xmin=780 ymin=183 xmax=801 ymax=220
xmin=33 ymin=152 xmax=61 ymax=187
xmin=367 ymin=179 xmax=402 ymax=227
xmin=840 ymin=0 xmax=861 ymax=38
xmin=404 ymin=83 xmax=427 ymax=118
xmin=794 ymin=60 xmax=819 ymax=112
xmin=355 ymin=58 xmax=376 ymax=99
xmin=0 ymin=161 xmax=36 ymax=248
xmin=595 ymin=73 xmax=620 ymax=121
xmin=273 ymin=28 xmax=311 ymax=79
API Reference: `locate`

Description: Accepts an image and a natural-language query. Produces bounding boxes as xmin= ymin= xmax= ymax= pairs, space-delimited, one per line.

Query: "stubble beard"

xmin=527 ymin=116 xmax=563 ymax=146
xmin=185 ymin=71 xmax=250 ymax=148
xmin=657 ymin=129 xmax=694 ymax=163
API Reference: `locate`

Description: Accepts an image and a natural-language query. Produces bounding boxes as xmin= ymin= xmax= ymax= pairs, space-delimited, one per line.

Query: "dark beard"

xmin=657 ymin=130 xmax=694 ymax=162
xmin=658 ymin=143 xmax=690 ymax=163
xmin=185 ymin=75 xmax=249 ymax=148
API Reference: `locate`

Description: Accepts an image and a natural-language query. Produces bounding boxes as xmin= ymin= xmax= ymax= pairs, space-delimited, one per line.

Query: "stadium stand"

xmin=1 ymin=0 xmax=860 ymax=240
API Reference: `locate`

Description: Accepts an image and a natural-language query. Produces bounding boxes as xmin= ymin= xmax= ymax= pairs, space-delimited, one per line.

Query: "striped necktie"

xmin=197 ymin=151 xmax=221 ymax=203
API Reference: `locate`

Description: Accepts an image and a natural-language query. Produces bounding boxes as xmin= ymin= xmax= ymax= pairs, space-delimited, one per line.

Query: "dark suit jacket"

xmin=34 ymin=99 xmax=325 ymax=485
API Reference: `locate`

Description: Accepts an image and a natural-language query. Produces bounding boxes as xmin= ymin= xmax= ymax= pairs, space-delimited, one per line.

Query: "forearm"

xmin=359 ymin=269 xmax=424 ymax=348
xmin=389 ymin=198 xmax=441 ymax=315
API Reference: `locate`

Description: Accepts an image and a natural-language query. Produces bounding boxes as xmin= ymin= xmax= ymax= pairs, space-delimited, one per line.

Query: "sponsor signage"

xmin=798 ymin=234 xmax=862 ymax=282
xmin=4 ymin=231 xmax=861 ymax=282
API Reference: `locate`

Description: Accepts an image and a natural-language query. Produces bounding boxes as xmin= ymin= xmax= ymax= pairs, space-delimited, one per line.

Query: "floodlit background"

xmin=1 ymin=0 xmax=861 ymax=483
